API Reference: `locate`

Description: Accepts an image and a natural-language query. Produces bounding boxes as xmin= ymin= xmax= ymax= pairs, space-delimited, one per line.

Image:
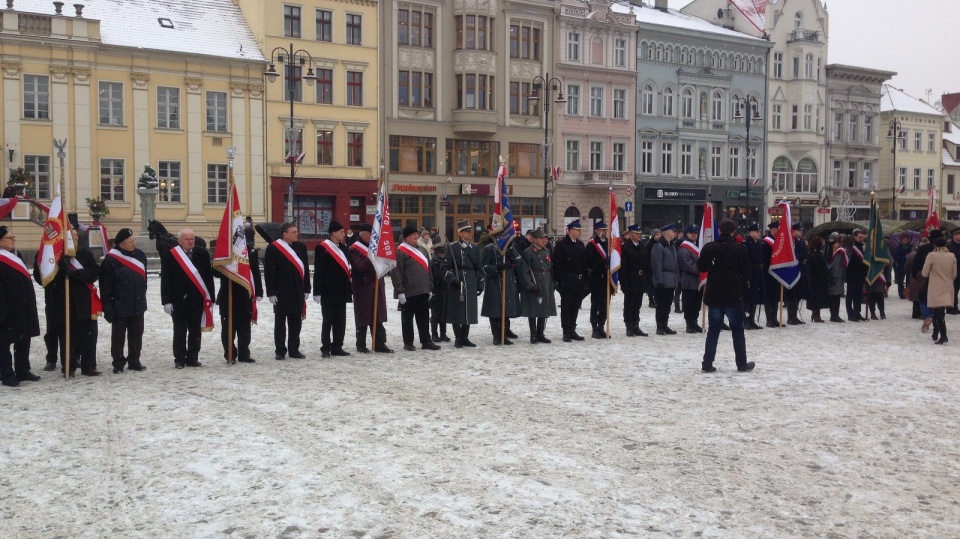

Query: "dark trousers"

xmin=654 ymin=287 xmax=675 ymax=329
xmin=172 ymin=307 xmax=203 ymax=365
xmin=70 ymin=318 xmax=98 ymax=373
xmin=702 ymin=306 xmax=747 ymax=370
xmin=320 ymin=301 xmax=347 ymax=353
xmin=0 ymin=336 xmax=32 ymax=381
xmin=220 ymin=314 xmax=251 ymax=361
xmin=829 ymin=295 xmax=843 ymax=320
xmin=559 ymin=290 xmax=584 ymax=334
xmin=44 ymin=308 xmax=66 ymax=364
xmin=954 ymin=277 xmax=960 ymax=309
xmin=274 ymin=312 xmax=302 ymax=356
xmin=845 ymin=283 xmax=863 ymax=320
xmin=358 ymin=322 xmax=387 ymax=349
xmin=112 ymin=315 xmax=145 ymax=369
xmin=623 ymin=286 xmax=642 ymax=328
xmin=894 ymin=267 xmax=907 ymax=298
xmin=589 ymin=290 xmax=606 ymax=328
xmin=401 ymin=293 xmax=430 ymax=346
xmin=682 ymin=288 xmax=703 ymax=323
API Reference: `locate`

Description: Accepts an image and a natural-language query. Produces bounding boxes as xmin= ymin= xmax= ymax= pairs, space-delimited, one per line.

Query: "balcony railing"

xmin=788 ymin=29 xmax=822 ymax=43
xmin=19 ymin=14 xmax=52 ymax=36
xmin=582 ymin=170 xmax=629 ymax=186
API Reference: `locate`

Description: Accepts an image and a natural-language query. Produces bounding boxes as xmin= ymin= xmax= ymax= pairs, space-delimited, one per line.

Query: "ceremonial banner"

xmin=369 ymin=180 xmax=397 ymax=279
xmin=697 ymin=202 xmax=716 ymax=289
xmin=922 ymin=188 xmax=940 ymax=237
xmin=213 ymin=183 xmax=256 ymax=322
xmin=490 ymin=163 xmax=516 ymax=251
xmin=864 ymin=197 xmax=890 ymax=286
xmin=36 ymin=183 xmax=76 ymax=287
xmin=768 ymin=201 xmax=801 ymax=289
xmin=609 ymin=188 xmax=621 ymax=287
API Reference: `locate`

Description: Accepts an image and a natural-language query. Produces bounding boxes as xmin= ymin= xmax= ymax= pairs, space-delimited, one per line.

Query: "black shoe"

xmin=656 ymin=328 xmax=666 ymax=336
xmin=422 ymin=342 xmax=441 ymax=351
xmin=745 ymin=322 xmax=763 ymax=330
xmin=530 ymin=335 xmax=538 ymax=344
xmin=81 ymin=370 xmax=103 ymax=376
xmin=175 ymin=362 xmax=186 ymax=369
xmin=505 ymin=330 xmax=519 ymax=339
xmin=633 ymin=327 xmax=648 ymax=337
xmin=461 ymin=339 xmax=477 ymax=348
xmin=937 ymin=336 xmax=949 ymax=345
xmin=947 ymin=308 xmax=960 ymax=315
xmin=537 ymin=334 xmax=552 ymax=344
xmin=765 ymin=321 xmax=781 ymax=328
xmin=129 ymin=364 xmax=146 ymax=371
xmin=570 ymin=332 xmax=585 ymax=341
xmin=113 ymin=367 xmax=124 ymax=374
xmin=738 ymin=361 xmax=756 ymax=372
xmin=663 ymin=327 xmax=677 ymax=335
xmin=403 ymin=345 xmax=417 ymax=351
xmin=357 ymin=347 xmax=371 ymax=354
xmin=237 ymin=358 xmax=256 ymax=363
xmin=870 ymin=313 xmax=879 ymax=321
xmin=492 ymin=338 xmax=514 ymax=346
xmin=17 ymin=372 xmax=41 ymax=382
xmin=592 ymin=329 xmax=605 ymax=339
xmin=374 ymin=346 xmax=394 ymax=353
xmin=332 ymin=349 xmax=351 ymax=357
xmin=626 ymin=327 xmax=636 ymax=337
xmin=562 ymin=334 xmax=572 ymax=343
xmin=440 ymin=335 xmax=451 ymax=342
xmin=321 ymin=351 xmax=332 ymax=358
xmin=2 ymin=377 xmax=19 ymax=387
xmin=702 ymin=365 xmax=717 ymax=373
xmin=455 ymin=340 xmax=464 ymax=348
xmin=431 ymin=333 xmax=440 ymax=342
xmin=829 ymin=317 xmax=845 ymax=323
xmin=289 ymin=352 xmax=306 ymax=359
xmin=184 ymin=362 xmax=202 ymax=368
xmin=275 ymin=354 xmax=286 ymax=360
xmin=43 ymin=361 xmax=57 ymax=372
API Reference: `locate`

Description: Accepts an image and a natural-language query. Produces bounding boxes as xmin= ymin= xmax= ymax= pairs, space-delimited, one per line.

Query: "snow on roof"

xmin=12 ymin=0 xmax=265 ymax=62
xmin=943 ymin=123 xmax=960 ymax=145
xmin=881 ymin=85 xmax=944 ymax=117
xmin=728 ymin=0 xmax=768 ymax=34
xmin=942 ymin=148 xmax=960 ymax=168
xmin=610 ymin=2 xmax=765 ymax=42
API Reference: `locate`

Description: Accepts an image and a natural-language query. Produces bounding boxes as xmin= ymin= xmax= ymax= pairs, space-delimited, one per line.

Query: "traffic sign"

xmin=624 ymin=201 xmax=633 ymax=212
xmin=625 ymin=186 xmax=634 ymax=197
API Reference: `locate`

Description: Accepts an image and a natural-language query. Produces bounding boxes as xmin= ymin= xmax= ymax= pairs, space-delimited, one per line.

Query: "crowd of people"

xmin=1 ymin=214 xmax=957 ymax=387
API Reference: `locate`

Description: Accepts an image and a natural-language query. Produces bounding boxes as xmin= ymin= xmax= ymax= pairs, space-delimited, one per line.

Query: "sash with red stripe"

xmin=678 ymin=240 xmax=700 ymax=256
xmin=0 ymin=249 xmax=30 ymax=279
xmin=170 ymin=246 xmax=214 ymax=331
xmin=831 ymin=248 xmax=849 ymax=268
xmin=273 ymin=239 xmax=307 ymax=319
xmin=589 ymin=239 xmax=606 ymax=259
xmin=320 ymin=239 xmax=351 ymax=278
xmin=107 ymin=248 xmax=147 ymax=280
xmin=350 ymin=241 xmax=369 ymax=257
xmin=70 ymin=258 xmax=103 ymax=319
xmin=398 ymin=243 xmax=429 ymax=272
xmin=763 ymin=236 xmax=776 ymax=247
xmin=850 ymin=245 xmax=864 ymax=261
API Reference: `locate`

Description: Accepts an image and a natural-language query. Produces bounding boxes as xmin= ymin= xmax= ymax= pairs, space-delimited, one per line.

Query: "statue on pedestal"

xmin=137 ymin=164 xmax=160 ymax=235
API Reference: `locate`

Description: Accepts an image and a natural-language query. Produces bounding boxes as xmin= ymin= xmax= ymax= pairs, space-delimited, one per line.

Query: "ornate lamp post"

xmin=733 ymin=96 xmax=762 ymax=226
xmin=528 ymin=74 xmax=565 ymax=232
xmin=887 ymin=119 xmax=905 ymax=220
xmin=265 ymin=44 xmax=316 ymax=224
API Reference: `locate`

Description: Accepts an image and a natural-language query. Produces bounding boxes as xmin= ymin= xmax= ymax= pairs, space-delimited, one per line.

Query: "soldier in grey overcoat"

xmin=480 ymin=238 xmax=527 ymax=345
xmin=441 ymin=219 xmax=484 ymax=348
xmin=520 ymin=229 xmax=556 ymax=344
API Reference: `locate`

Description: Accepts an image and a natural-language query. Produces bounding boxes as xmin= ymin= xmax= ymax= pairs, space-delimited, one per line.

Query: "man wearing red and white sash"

xmin=391 ymin=226 xmax=440 ymax=352
xmin=264 ymin=223 xmax=311 ymax=360
xmin=349 ymin=223 xmax=392 ymax=354
xmin=313 ymin=221 xmax=353 ymax=358
xmin=58 ymin=232 xmax=103 ymax=375
xmin=100 ymin=228 xmax=148 ymax=373
xmin=160 ymin=229 xmax=215 ymax=369
xmin=677 ymin=225 xmax=704 ymax=334
xmin=0 ymin=226 xmax=41 ymax=387
xmin=584 ymin=222 xmax=611 ymax=339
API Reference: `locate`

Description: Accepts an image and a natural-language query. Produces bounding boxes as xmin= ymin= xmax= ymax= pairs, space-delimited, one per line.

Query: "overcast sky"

xmin=668 ymin=0 xmax=960 ymax=105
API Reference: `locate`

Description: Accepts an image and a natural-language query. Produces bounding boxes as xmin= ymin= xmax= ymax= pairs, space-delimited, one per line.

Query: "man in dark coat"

xmin=34 ymin=243 xmax=68 ymax=372
xmin=742 ymin=224 xmax=765 ymax=330
xmin=520 ymin=229 xmax=556 ymax=344
xmin=553 ymin=220 xmax=588 ymax=342
xmin=786 ymin=223 xmax=810 ymax=325
xmin=620 ymin=224 xmax=649 ymax=337
xmin=100 ymin=228 xmax=149 ymax=373
xmin=948 ymin=228 xmax=960 ymax=314
xmin=697 ymin=219 xmax=754 ymax=373
xmin=314 ymin=221 xmax=353 ymax=358
xmin=62 ymin=235 xmax=102 ymax=376
xmin=264 ymin=223 xmax=310 ymax=359
xmin=761 ymin=221 xmax=783 ymax=327
xmin=392 ymin=226 xmax=440 ymax=351
xmin=677 ymin=225 xmax=703 ymax=333
xmin=160 ymin=229 xmax=216 ymax=369
xmin=651 ymin=224 xmax=680 ymax=335
xmin=215 ymin=245 xmax=263 ymax=364
xmin=585 ymin=221 xmax=612 ymax=339
xmin=481 ymin=237 xmax=526 ymax=345
xmin=845 ymin=228 xmax=868 ymax=322
xmin=891 ymin=234 xmax=912 ymax=300
xmin=348 ymin=223 xmax=392 ymax=354
xmin=429 ymin=242 xmax=449 ymax=343
xmin=0 ymin=226 xmax=41 ymax=386
xmin=441 ymin=219 xmax=483 ymax=348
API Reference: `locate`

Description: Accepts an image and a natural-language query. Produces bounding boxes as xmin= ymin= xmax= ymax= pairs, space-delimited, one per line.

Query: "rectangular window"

xmin=98 ymin=82 xmax=124 ymax=126
xmin=711 ymin=145 xmax=722 ymax=178
xmin=567 ymin=32 xmax=580 ymax=61
xmin=899 ymin=167 xmax=907 ymax=187
xmin=772 ymin=105 xmax=783 ymax=130
xmin=680 ymin=143 xmax=692 ymax=176
xmin=847 ymin=162 xmax=857 ymax=188
xmin=590 ymin=87 xmax=603 ymax=117
xmin=284 ymin=127 xmax=303 ymax=162
xmin=566 ymin=84 xmax=580 ymax=115
xmin=848 ymin=114 xmax=858 ymax=141
xmin=566 ymin=140 xmax=579 ymax=172
xmin=661 ymin=142 xmax=674 ymax=176
xmin=347 ymin=132 xmax=363 ymax=167
xmin=23 ymin=155 xmax=51 ymax=199
xmin=729 ymin=146 xmax=740 ymax=178
xmin=914 ymin=132 xmax=922 ymax=151
xmin=23 ymin=74 xmax=49 ymax=120
xmin=156 ymin=86 xmax=180 ymax=129
xmin=614 ymin=38 xmax=627 ymax=67
xmin=864 ymin=115 xmax=873 ymax=143
xmin=285 ymin=65 xmax=302 ymax=103
xmin=509 ymin=23 xmax=540 ymax=60
xmin=99 ymin=158 xmax=124 ymax=201
xmin=456 ymin=15 xmax=493 ymax=51
xmin=899 ymin=131 xmax=908 ymax=150
xmin=399 ymin=8 xmax=433 ymax=47
xmin=508 ymin=142 xmax=540 ymax=177
xmin=804 ymin=105 xmax=813 ymax=131
xmin=833 ymin=160 xmax=842 ymax=187
xmin=284 ymin=5 xmax=301 ymax=38
xmin=862 ymin=162 xmax=872 ymax=189
xmin=949 ymin=174 xmax=956 ymax=195
xmin=347 ymin=71 xmax=363 ymax=106
xmin=390 ymin=136 xmax=437 ymax=174
xmin=613 ymin=89 xmax=626 ymax=119
xmin=913 ymin=168 xmax=921 ymax=190
xmin=316 ymin=130 xmax=333 ymax=166
xmin=346 ymin=14 xmax=362 ymax=45
xmin=773 ymin=52 xmax=783 ymax=79
xmin=792 ymin=56 xmax=800 ymax=79
xmin=157 ymin=161 xmax=181 ymax=203
xmin=206 ymin=164 xmax=228 ymax=204
xmin=509 ymin=81 xmax=532 ymax=115
xmin=928 ymin=169 xmax=936 ymax=189
xmin=641 ymin=141 xmax=653 ymax=174
xmin=589 ymin=141 xmax=603 ymax=171
xmin=316 ymin=69 xmax=333 ymax=104
xmin=455 ymin=74 xmax=494 ymax=111
xmin=316 ymin=9 xmax=332 ymax=42
xmin=445 ymin=139 xmax=500 ymax=176
xmin=929 ymin=132 xmax=936 ymax=152
xmin=747 ymin=148 xmax=758 ymax=178
xmin=791 ymin=105 xmax=799 ymax=130
xmin=613 ymin=143 xmax=625 ymax=171
xmin=399 ymin=71 xmax=433 ymax=108
xmin=205 ymin=91 xmax=227 ymax=132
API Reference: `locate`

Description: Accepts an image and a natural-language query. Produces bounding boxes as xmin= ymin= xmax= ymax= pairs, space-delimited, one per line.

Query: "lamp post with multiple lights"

xmin=887 ymin=119 xmax=905 ymax=220
xmin=733 ymin=96 xmax=763 ymax=227
xmin=528 ymin=74 xmax=565 ymax=231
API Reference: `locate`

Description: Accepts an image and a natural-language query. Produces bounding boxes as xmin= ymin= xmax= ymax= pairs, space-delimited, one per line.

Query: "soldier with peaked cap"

xmin=585 ymin=220 xmax=612 ymax=338
xmin=429 ymin=241 xmax=450 ymax=343
xmin=392 ymin=226 xmax=441 ymax=351
xmin=348 ymin=223 xmax=392 ymax=354
xmin=480 ymin=230 xmax=527 ymax=346
xmin=264 ymin=222 xmax=311 ymax=360
xmin=314 ymin=220 xmax=353 ymax=358
xmin=651 ymin=223 xmax=681 ymax=335
xmin=620 ymin=224 xmax=650 ymax=337
xmin=520 ymin=229 xmax=556 ymax=344
xmin=786 ymin=222 xmax=810 ymax=325
xmin=441 ymin=219 xmax=484 ymax=348
xmin=761 ymin=220 xmax=782 ymax=327
xmin=742 ymin=223 xmax=765 ymax=330
xmin=0 ymin=226 xmax=41 ymax=387
xmin=100 ymin=227 xmax=150 ymax=373
xmin=553 ymin=219 xmax=588 ymax=341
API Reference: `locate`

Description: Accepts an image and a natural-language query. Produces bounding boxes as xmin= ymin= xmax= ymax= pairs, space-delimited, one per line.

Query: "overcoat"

xmin=480 ymin=242 xmax=526 ymax=318
xmin=441 ymin=241 xmax=483 ymax=325
xmin=0 ymin=250 xmax=40 ymax=342
xmin=160 ymin=246 xmax=216 ymax=314
xmin=519 ymin=244 xmax=556 ymax=318
xmin=216 ymin=248 xmax=263 ymax=317
xmin=348 ymin=241 xmax=387 ymax=327
xmin=922 ymin=250 xmax=958 ymax=308
xmin=806 ymin=247 xmax=831 ymax=310
xmin=263 ymin=241 xmax=310 ymax=315
xmin=99 ymin=247 xmax=149 ymax=319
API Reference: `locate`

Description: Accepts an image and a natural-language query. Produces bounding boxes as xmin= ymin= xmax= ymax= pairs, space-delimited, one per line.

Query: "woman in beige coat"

xmin=921 ymin=236 xmax=957 ymax=344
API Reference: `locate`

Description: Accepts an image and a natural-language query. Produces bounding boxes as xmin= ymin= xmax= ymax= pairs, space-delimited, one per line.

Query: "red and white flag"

xmin=213 ymin=183 xmax=256 ymax=322
xmin=922 ymin=188 xmax=940 ymax=237
xmin=368 ymin=180 xmax=397 ymax=278
xmin=0 ymin=196 xmax=18 ymax=219
xmin=697 ymin=202 xmax=716 ymax=289
xmin=608 ymin=188 xmax=621 ymax=287
xmin=36 ymin=183 xmax=75 ymax=287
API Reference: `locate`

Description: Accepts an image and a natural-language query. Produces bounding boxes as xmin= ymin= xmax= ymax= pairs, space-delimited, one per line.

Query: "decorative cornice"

xmin=72 ymin=67 xmax=91 ymax=85
xmin=2 ymin=62 xmax=23 ymax=79
xmin=131 ymin=72 xmax=150 ymax=90
xmin=230 ymin=81 xmax=247 ymax=97
xmin=311 ymin=119 xmax=338 ymax=130
xmin=343 ymin=121 xmax=369 ymax=132
xmin=247 ymin=83 xmax=264 ymax=98
xmin=50 ymin=65 xmax=72 ymax=82
xmin=185 ymin=77 xmax=203 ymax=93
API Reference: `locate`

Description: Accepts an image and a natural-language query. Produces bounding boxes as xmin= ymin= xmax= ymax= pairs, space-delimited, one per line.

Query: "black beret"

xmin=328 ymin=221 xmax=344 ymax=234
xmin=402 ymin=225 xmax=418 ymax=239
xmin=114 ymin=228 xmax=134 ymax=245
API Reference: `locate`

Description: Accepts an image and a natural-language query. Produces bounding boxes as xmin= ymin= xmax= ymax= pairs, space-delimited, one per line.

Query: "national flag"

xmin=285 ymin=150 xmax=305 ymax=164
xmin=864 ymin=197 xmax=890 ymax=286
xmin=213 ymin=183 xmax=256 ymax=321
xmin=768 ymin=200 xmax=801 ymax=289
xmin=36 ymin=183 xmax=76 ymax=287
xmin=896 ymin=183 xmax=906 ymax=194
xmin=750 ymin=177 xmax=762 ymax=186
xmin=0 ymin=196 xmax=18 ymax=219
xmin=369 ymin=180 xmax=397 ymax=278
xmin=697 ymin=202 xmax=717 ymax=289
xmin=552 ymin=166 xmax=561 ymax=181
xmin=608 ymin=188 xmax=621 ymax=287
xmin=922 ymin=188 xmax=940 ymax=237
xmin=490 ymin=163 xmax=516 ymax=251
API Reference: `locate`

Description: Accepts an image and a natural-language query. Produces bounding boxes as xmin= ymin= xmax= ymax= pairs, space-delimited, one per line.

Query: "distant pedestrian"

xmin=922 ymin=235 xmax=956 ymax=345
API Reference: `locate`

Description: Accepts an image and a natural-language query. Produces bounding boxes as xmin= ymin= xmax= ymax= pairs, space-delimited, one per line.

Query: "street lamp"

xmin=529 ymin=73 xmax=565 ymax=232
xmin=265 ymin=43 xmax=316 ymax=224
xmin=887 ymin=119 xmax=905 ymax=220
xmin=733 ymin=96 xmax=762 ymax=226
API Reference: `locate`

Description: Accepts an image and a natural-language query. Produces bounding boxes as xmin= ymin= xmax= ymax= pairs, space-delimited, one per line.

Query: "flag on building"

xmin=922 ymin=187 xmax=940 ymax=237
xmin=369 ymin=180 xmax=397 ymax=278
xmin=697 ymin=202 xmax=717 ymax=289
xmin=490 ymin=163 xmax=516 ymax=251
xmin=0 ymin=196 xmax=17 ymax=219
xmin=768 ymin=200 xmax=801 ymax=289
xmin=285 ymin=151 xmax=305 ymax=164
xmin=213 ymin=183 xmax=256 ymax=320
xmin=864 ymin=197 xmax=890 ymax=286
xmin=36 ymin=183 xmax=76 ymax=287
xmin=897 ymin=183 xmax=906 ymax=194
xmin=552 ymin=166 xmax=561 ymax=181
xmin=608 ymin=188 xmax=621 ymax=287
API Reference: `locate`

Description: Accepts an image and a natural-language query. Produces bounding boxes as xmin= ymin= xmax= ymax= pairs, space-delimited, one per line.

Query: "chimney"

xmin=655 ymin=0 xmax=668 ymax=11
xmin=73 ymin=3 xmax=83 ymax=17
xmin=53 ymin=1 xmax=63 ymax=14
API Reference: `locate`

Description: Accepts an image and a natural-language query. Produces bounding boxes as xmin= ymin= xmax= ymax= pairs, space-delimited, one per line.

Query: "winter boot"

xmin=431 ymin=322 xmax=440 ymax=343
xmin=356 ymin=327 xmax=370 ymax=353
xmin=504 ymin=318 xmax=519 ymax=339
xmin=439 ymin=323 xmax=450 ymax=342
xmin=536 ymin=318 xmax=551 ymax=344
xmin=937 ymin=318 xmax=949 ymax=345
xmin=528 ymin=318 xmax=538 ymax=344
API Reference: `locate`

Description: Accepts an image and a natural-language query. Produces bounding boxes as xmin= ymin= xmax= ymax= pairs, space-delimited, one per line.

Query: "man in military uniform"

xmin=761 ymin=221 xmax=782 ymax=328
xmin=787 ymin=223 xmax=810 ymax=325
xmin=553 ymin=220 xmax=588 ymax=342
xmin=520 ymin=229 xmax=555 ymax=344
xmin=481 ymin=235 xmax=526 ymax=345
xmin=620 ymin=224 xmax=649 ymax=337
xmin=742 ymin=224 xmax=765 ymax=330
xmin=442 ymin=220 xmax=483 ymax=348
xmin=585 ymin=221 xmax=612 ymax=338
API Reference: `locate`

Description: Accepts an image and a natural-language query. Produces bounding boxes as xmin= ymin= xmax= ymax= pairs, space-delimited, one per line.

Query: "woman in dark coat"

xmin=806 ymin=235 xmax=831 ymax=323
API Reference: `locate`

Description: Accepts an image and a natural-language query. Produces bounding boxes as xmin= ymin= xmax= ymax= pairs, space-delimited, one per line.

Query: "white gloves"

xmin=304 ymin=293 xmax=310 ymax=301
xmin=269 ymin=296 xmax=278 ymax=305
xmin=163 ymin=304 xmax=173 ymax=315
xmin=313 ymin=295 xmax=321 ymax=303
xmin=429 ymin=292 xmax=433 ymax=300
xmin=399 ymin=293 xmax=407 ymax=305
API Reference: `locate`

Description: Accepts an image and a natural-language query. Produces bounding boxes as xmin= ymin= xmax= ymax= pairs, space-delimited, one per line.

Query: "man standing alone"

xmin=160 ymin=229 xmax=215 ymax=369
xmin=264 ymin=223 xmax=310 ymax=359
xmin=314 ymin=221 xmax=352 ymax=358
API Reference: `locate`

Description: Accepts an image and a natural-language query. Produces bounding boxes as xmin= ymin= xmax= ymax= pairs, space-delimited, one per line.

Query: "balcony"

xmin=788 ymin=29 xmax=823 ymax=44
xmin=582 ymin=170 xmax=629 ymax=187
xmin=18 ymin=14 xmax=51 ymax=36
xmin=451 ymin=109 xmax=498 ymax=134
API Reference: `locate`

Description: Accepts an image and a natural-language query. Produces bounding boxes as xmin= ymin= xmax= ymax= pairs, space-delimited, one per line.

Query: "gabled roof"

xmin=942 ymin=148 xmax=960 ymax=168
xmin=12 ymin=0 xmax=265 ymax=62
xmin=942 ymin=93 xmax=960 ymax=116
xmin=611 ymin=2 xmax=765 ymax=42
xmin=881 ymin=85 xmax=944 ymax=117
xmin=943 ymin=123 xmax=960 ymax=146
xmin=728 ymin=0 xmax=768 ymax=34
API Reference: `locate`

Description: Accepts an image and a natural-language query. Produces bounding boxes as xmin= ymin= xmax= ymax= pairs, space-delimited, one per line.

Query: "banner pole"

xmin=605 ymin=268 xmax=612 ymax=338
xmin=371 ymin=277 xmax=380 ymax=353
xmin=64 ymin=277 xmax=71 ymax=379
xmin=500 ymin=267 xmax=507 ymax=344
xmin=779 ymin=284 xmax=784 ymax=328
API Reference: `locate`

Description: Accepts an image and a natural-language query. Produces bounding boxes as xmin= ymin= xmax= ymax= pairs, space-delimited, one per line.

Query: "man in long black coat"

xmin=0 ymin=226 xmax=41 ymax=387
xmin=34 ymin=247 xmax=67 ymax=372
xmin=215 ymin=247 xmax=262 ymax=364
xmin=349 ymin=223 xmax=392 ymax=354
xmin=314 ymin=221 xmax=352 ymax=358
xmin=786 ymin=223 xmax=810 ymax=325
xmin=845 ymin=229 xmax=868 ymax=322
xmin=761 ymin=221 xmax=782 ymax=327
xmin=100 ymin=228 xmax=148 ymax=373
xmin=264 ymin=223 xmax=311 ymax=359
xmin=585 ymin=221 xmax=612 ymax=339
xmin=742 ymin=224 xmax=765 ymax=330
xmin=553 ymin=220 xmax=588 ymax=342
xmin=63 ymin=237 xmax=102 ymax=375
xmin=620 ymin=224 xmax=649 ymax=337
xmin=161 ymin=229 xmax=216 ymax=369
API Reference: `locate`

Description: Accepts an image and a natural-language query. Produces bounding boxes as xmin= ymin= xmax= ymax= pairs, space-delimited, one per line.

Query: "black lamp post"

xmin=529 ymin=73 xmax=565 ymax=232
xmin=887 ymin=119 xmax=905 ymax=220
xmin=733 ymin=96 xmax=762 ymax=225
xmin=265 ymin=44 xmax=316 ymax=223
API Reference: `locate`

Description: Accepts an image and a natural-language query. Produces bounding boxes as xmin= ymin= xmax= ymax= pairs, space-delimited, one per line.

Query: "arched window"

xmin=730 ymin=93 xmax=742 ymax=121
xmin=772 ymin=157 xmax=794 ymax=192
xmin=796 ymin=158 xmax=818 ymax=193
xmin=711 ymin=90 xmax=724 ymax=121
xmin=564 ymin=206 xmax=580 ymax=229
xmin=680 ymin=48 xmax=687 ymax=64
xmin=588 ymin=206 xmax=605 ymax=230
xmin=641 ymin=84 xmax=655 ymax=115
xmin=662 ymin=87 xmax=675 ymax=117
xmin=655 ymin=44 xmax=662 ymax=61
xmin=682 ymin=87 xmax=694 ymax=118
xmin=794 ymin=11 xmax=803 ymax=29
xmin=805 ymin=54 xmax=814 ymax=79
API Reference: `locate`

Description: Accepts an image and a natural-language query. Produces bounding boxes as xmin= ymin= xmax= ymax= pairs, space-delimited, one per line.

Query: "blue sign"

xmin=624 ymin=201 xmax=634 ymax=212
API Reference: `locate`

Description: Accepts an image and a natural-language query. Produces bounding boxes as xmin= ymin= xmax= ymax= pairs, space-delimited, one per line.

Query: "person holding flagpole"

xmin=61 ymin=231 xmax=103 ymax=376
xmin=442 ymin=220 xmax=484 ymax=348
xmin=480 ymin=229 xmax=526 ymax=346
xmin=160 ymin=229 xmax=216 ymax=369
xmin=845 ymin=229 xmax=868 ymax=322
xmin=0 ymin=226 xmax=41 ymax=387
xmin=264 ymin=223 xmax=311 ymax=360
xmin=392 ymin=227 xmax=440 ymax=352
xmin=585 ymin=222 xmax=611 ymax=339
xmin=349 ymin=223 xmax=392 ymax=354
xmin=677 ymin=225 xmax=703 ymax=334
xmin=761 ymin=221 xmax=782 ymax=328
xmin=314 ymin=221 xmax=353 ymax=358
xmin=215 ymin=244 xmax=262 ymax=364
xmin=100 ymin=228 xmax=149 ymax=373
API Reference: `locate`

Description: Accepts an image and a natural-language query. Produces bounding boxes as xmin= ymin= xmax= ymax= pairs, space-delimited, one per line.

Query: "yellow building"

xmin=1 ymin=0 xmax=267 ymax=248
xmin=236 ymin=0 xmax=380 ymax=247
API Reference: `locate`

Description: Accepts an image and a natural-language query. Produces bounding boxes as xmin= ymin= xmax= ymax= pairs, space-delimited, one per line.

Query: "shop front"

xmin=270 ymin=176 xmax=377 ymax=248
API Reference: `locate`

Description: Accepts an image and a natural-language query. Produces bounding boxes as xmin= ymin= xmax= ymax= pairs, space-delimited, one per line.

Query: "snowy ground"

xmin=2 ymin=276 xmax=959 ymax=538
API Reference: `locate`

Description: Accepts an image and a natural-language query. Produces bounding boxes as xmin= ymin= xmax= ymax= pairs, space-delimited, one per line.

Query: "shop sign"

xmin=643 ymin=187 xmax=707 ymax=201
xmin=767 ymin=207 xmax=781 ymax=216
xmin=817 ymin=208 xmax=831 ymax=214
xmin=725 ymin=190 xmax=763 ymax=200
xmin=392 ymin=184 xmax=438 ymax=193
xmin=365 ymin=205 xmax=377 ymax=214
